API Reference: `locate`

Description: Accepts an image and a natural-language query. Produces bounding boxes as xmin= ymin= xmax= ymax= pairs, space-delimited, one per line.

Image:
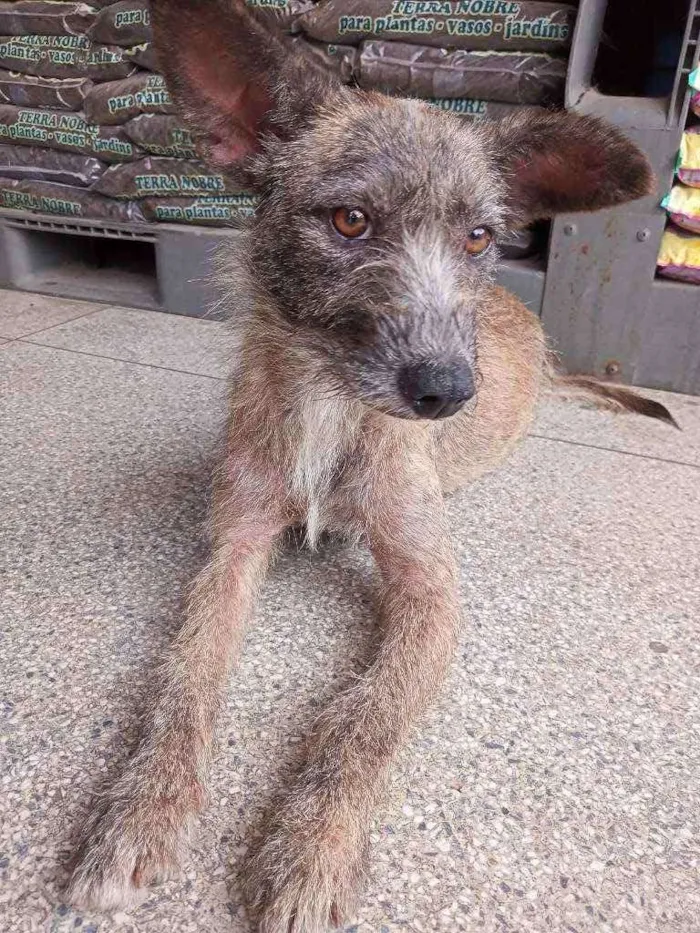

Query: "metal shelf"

xmin=540 ymin=0 xmax=700 ymax=395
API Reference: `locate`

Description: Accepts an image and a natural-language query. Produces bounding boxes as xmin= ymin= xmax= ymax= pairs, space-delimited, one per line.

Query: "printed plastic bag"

xmin=290 ymin=37 xmax=359 ymax=81
xmin=662 ymin=185 xmax=700 ymax=235
xmin=0 ymin=142 xmax=105 ymax=184
xmin=423 ymin=96 xmax=533 ymax=118
xmin=0 ymin=175 xmax=145 ymax=221
xmin=0 ymin=35 xmax=136 ymax=80
xmin=0 ymin=69 xmax=92 ymax=110
xmin=123 ymin=114 xmax=197 ymax=158
xmin=0 ymin=2 xmax=96 ymax=37
xmin=93 ymin=156 xmax=248 ymax=198
xmin=657 ymin=225 xmax=700 ymax=284
xmin=358 ymin=41 xmax=566 ymax=104
xmin=140 ymin=193 xmax=258 ymax=225
xmin=84 ymin=72 xmax=174 ymax=125
xmin=0 ymin=33 xmax=90 ymax=77
xmin=123 ymin=41 xmax=157 ymax=70
xmin=676 ymin=127 xmax=700 ymax=188
xmin=88 ymin=0 xmax=151 ymax=47
xmin=87 ymin=43 xmax=137 ymax=80
xmin=299 ymin=0 xmax=575 ymax=52
xmin=246 ymin=0 xmax=314 ymax=31
xmin=0 ymin=104 xmax=140 ymax=161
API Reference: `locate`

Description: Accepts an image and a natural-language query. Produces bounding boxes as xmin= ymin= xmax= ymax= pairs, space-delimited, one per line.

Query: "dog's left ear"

xmin=483 ymin=110 xmax=655 ymax=225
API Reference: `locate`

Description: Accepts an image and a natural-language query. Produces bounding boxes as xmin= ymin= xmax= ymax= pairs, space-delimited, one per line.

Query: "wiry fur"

xmin=67 ymin=1 xmax=675 ymax=930
xmin=289 ymin=392 xmax=361 ymax=548
xmin=549 ymin=370 xmax=679 ymax=427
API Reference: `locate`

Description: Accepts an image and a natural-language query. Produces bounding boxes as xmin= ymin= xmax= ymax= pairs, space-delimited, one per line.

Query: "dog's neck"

xmin=230 ymin=298 xmax=364 ymax=544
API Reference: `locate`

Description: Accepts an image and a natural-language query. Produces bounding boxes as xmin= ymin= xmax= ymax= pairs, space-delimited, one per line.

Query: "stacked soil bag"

xmin=0 ymin=0 xmax=259 ymax=226
xmin=0 ymin=0 xmax=139 ymax=221
xmin=0 ymin=0 xmax=579 ymax=229
xmin=295 ymin=0 xmax=578 ymax=120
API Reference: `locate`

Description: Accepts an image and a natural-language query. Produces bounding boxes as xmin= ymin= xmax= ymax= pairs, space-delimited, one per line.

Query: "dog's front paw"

xmin=244 ymin=802 xmax=370 ymax=933
xmin=66 ymin=797 xmax=187 ymax=912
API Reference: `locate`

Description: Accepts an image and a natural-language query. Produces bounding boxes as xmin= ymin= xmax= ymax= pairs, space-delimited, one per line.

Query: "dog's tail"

xmin=547 ymin=358 xmax=679 ymax=428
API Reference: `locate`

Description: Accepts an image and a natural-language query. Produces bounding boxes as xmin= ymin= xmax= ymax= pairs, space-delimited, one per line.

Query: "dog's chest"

xmin=288 ymin=396 xmax=358 ymax=547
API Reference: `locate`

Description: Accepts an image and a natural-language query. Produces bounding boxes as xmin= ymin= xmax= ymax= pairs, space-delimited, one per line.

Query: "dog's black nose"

xmin=398 ymin=360 xmax=475 ymax=420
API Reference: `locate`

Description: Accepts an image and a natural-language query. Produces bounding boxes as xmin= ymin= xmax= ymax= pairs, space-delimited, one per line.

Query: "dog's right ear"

xmin=151 ymin=0 xmax=339 ymax=172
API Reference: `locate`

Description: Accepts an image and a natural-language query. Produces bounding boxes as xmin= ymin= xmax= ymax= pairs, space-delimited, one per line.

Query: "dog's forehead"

xmin=288 ymin=92 xmax=498 ymax=211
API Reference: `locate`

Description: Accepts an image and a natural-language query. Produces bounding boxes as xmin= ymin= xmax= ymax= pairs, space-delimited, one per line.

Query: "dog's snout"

xmin=398 ymin=360 xmax=475 ymax=420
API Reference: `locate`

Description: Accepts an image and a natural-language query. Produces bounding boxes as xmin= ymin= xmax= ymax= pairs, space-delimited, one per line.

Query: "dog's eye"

xmin=332 ymin=207 xmax=370 ymax=239
xmin=465 ymin=227 xmax=493 ymax=257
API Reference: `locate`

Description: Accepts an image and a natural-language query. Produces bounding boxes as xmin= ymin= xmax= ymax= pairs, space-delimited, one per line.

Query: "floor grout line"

xmin=528 ymin=432 xmax=700 ymax=471
xmin=16 ymin=337 xmax=227 ymax=382
xmin=0 ymin=304 xmax=105 ymax=342
xmin=5 ymin=334 xmax=699 ymax=468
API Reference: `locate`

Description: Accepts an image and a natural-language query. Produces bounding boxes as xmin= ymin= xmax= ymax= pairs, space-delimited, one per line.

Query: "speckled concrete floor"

xmin=1 ymin=291 xmax=699 ymax=933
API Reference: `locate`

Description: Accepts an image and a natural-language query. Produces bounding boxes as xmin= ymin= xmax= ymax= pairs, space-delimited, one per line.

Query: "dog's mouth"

xmin=363 ymin=391 xmax=478 ymax=422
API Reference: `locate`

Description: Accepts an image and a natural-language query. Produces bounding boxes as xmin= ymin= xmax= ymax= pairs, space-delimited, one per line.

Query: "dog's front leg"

xmin=246 ymin=458 xmax=460 ymax=932
xmin=68 ymin=467 xmax=285 ymax=912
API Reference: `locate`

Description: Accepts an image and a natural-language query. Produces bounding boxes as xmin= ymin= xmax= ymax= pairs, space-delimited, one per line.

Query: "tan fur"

xmin=67 ymin=285 xmax=549 ymax=924
xmin=436 ymin=287 xmax=547 ymax=491
xmin=65 ymin=2 xmax=676 ymax=926
xmin=68 ymin=275 xmax=672 ymax=931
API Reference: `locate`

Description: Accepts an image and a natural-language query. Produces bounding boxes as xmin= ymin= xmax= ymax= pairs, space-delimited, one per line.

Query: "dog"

xmin=67 ymin=1 xmax=675 ymax=929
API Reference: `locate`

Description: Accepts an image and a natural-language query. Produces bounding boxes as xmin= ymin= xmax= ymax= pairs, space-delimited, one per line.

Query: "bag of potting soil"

xmin=86 ymin=43 xmax=137 ymax=80
xmin=0 ymin=69 xmax=92 ymax=109
xmin=299 ymin=0 xmax=575 ymax=52
xmin=84 ymin=72 xmax=174 ymax=125
xmin=290 ymin=37 xmax=359 ymax=81
xmin=140 ymin=193 xmax=258 ymax=225
xmin=676 ymin=127 xmax=700 ymax=188
xmin=0 ymin=33 xmax=89 ymax=77
xmin=0 ymin=2 xmax=96 ymax=37
xmin=358 ymin=41 xmax=566 ymax=104
xmin=86 ymin=0 xmax=132 ymax=8
xmin=657 ymin=226 xmax=700 ymax=284
xmin=662 ymin=185 xmax=700 ymax=236
xmin=0 ymin=35 xmax=136 ymax=80
xmin=0 ymin=175 xmax=145 ymax=221
xmin=88 ymin=0 xmax=151 ymax=47
xmin=0 ymin=142 xmax=105 ymax=184
xmin=0 ymin=105 xmax=140 ymax=161
xmin=423 ymin=96 xmax=532 ymax=118
xmin=245 ymin=0 xmax=314 ymax=32
xmin=123 ymin=113 xmax=197 ymax=158
xmin=92 ymin=156 xmax=247 ymax=198
xmin=123 ymin=40 xmax=157 ymax=70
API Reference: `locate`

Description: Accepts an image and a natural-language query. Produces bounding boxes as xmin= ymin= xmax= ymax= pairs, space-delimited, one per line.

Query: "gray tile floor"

xmin=1 ymin=290 xmax=698 ymax=933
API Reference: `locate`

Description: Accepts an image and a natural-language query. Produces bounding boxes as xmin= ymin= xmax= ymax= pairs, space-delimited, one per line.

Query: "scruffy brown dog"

xmin=67 ymin=1 xmax=674 ymax=929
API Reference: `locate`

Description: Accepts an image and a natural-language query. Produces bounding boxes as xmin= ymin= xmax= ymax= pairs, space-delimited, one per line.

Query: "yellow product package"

xmin=657 ymin=225 xmax=700 ymax=284
xmin=677 ymin=127 xmax=700 ymax=187
xmin=662 ymin=184 xmax=700 ymax=234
